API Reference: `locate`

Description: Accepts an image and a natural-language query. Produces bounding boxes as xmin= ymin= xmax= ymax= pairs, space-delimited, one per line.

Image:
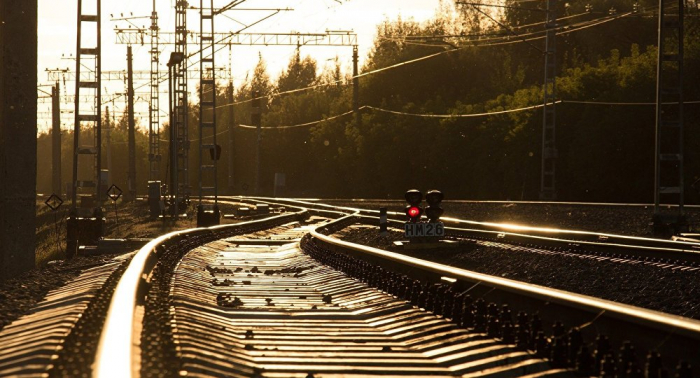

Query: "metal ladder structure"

xmin=653 ymin=0 xmax=685 ymax=231
xmin=67 ymin=0 xmax=104 ymax=257
xmin=540 ymin=0 xmax=557 ymax=200
xmin=72 ymin=0 xmax=102 ymax=208
xmin=197 ymin=0 xmax=220 ymax=226
xmin=171 ymin=0 xmax=190 ymax=216
xmin=148 ymin=0 xmax=161 ymax=181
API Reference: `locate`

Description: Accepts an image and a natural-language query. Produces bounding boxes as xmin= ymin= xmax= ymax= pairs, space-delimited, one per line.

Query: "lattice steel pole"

xmin=199 ymin=0 xmax=218 ymax=202
xmin=253 ymin=91 xmax=262 ymax=195
xmin=228 ymin=81 xmax=235 ymax=193
xmin=68 ymin=0 xmax=103 ymax=258
xmin=173 ymin=0 xmax=189 ymax=214
xmin=149 ymin=0 xmax=161 ymax=181
xmin=127 ymin=45 xmax=136 ymax=201
xmin=72 ymin=0 xmax=102 ymax=206
xmin=540 ymin=0 xmax=557 ymax=200
xmin=197 ymin=0 xmax=220 ymax=226
xmin=52 ymin=82 xmax=62 ymax=195
xmin=653 ymin=0 xmax=685 ymax=232
xmin=353 ymin=45 xmax=360 ymax=127
xmin=168 ymin=52 xmax=185 ymax=216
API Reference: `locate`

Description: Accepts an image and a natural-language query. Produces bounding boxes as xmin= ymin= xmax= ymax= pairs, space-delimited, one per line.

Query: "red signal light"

xmin=404 ymin=190 xmax=423 ymax=223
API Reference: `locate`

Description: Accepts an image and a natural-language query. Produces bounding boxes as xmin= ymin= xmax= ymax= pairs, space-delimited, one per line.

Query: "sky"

xmin=37 ymin=0 xmax=444 ymax=132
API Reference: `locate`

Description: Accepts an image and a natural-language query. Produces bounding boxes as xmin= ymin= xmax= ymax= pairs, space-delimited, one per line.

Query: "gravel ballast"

xmin=325 ymin=200 xmax=700 ymax=237
xmin=0 ymin=255 xmax=122 ymax=332
xmin=334 ymin=227 xmax=700 ymax=320
xmin=0 ymin=200 xmax=252 ymax=333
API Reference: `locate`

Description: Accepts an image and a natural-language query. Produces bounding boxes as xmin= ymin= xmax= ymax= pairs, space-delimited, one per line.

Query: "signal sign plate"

xmin=404 ymin=222 xmax=445 ymax=238
xmin=107 ymin=184 xmax=122 ymax=202
xmin=45 ymin=194 xmax=63 ymax=211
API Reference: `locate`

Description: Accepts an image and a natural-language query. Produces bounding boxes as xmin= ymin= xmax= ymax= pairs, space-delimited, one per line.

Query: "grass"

xmin=34 ymin=199 xmax=244 ymax=266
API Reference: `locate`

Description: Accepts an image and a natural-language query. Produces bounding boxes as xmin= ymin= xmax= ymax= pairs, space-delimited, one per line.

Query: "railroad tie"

xmin=169 ymin=226 xmax=568 ymax=377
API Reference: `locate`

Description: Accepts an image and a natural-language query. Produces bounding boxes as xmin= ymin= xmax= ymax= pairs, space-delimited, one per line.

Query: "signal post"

xmin=395 ymin=189 xmax=456 ymax=250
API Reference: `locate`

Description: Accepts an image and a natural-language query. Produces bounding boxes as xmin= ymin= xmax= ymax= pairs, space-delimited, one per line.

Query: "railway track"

xmin=1 ymin=198 xmax=699 ymax=377
xmin=240 ymin=197 xmax=700 ymax=266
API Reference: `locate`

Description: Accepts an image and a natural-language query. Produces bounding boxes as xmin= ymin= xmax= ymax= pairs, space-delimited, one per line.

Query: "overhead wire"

xmin=158 ymin=126 xmax=230 ymax=142
xmin=108 ymin=2 xmax=627 ymax=111
xmin=218 ymin=7 xmax=644 ymax=109
xmin=365 ymin=101 xmax=559 ymax=118
xmin=562 ymin=99 xmax=700 ymax=105
xmin=231 ymin=100 xmax=563 ymax=130
xmin=97 ymin=2 xmax=629 ymax=111
xmin=465 ymin=3 xmax=545 ymax=53
xmin=238 ymin=108 xmax=357 ymax=129
xmin=98 ymin=2 xmax=656 ymax=134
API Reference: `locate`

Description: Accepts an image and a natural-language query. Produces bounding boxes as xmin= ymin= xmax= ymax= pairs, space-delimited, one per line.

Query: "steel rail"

xmin=322 ymin=198 xmax=700 ymax=208
xmin=438 ymin=217 xmax=700 ymax=250
xmin=216 ymin=195 xmax=359 ymax=219
xmin=306 ymin=215 xmax=700 ymax=369
xmin=349 ymin=214 xmax=700 ymax=263
xmin=228 ymin=196 xmax=700 ymax=254
xmin=93 ymin=210 xmax=307 ymax=378
xmin=90 ymin=195 xmax=700 ymax=376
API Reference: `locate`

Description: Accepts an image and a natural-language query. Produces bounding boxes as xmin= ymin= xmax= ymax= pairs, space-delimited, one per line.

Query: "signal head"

xmin=405 ymin=189 xmax=422 ymax=206
xmin=405 ymin=205 xmax=423 ymax=223
xmin=425 ymin=190 xmax=444 ymax=222
xmin=425 ymin=190 xmax=444 ymax=206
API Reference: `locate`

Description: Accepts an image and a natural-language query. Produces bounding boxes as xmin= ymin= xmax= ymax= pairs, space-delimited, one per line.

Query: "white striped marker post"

xmin=379 ymin=207 xmax=388 ymax=237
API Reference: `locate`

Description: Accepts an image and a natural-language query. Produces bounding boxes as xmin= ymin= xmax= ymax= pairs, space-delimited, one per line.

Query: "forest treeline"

xmin=37 ymin=0 xmax=700 ymax=202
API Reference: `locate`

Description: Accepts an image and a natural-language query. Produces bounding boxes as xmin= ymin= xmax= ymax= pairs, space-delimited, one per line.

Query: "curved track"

xmin=166 ymin=220 xmax=563 ymax=377
xmin=2 ymin=197 xmax=699 ymax=377
xmin=236 ymin=196 xmax=700 ymax=265
xmin=94 ymin=198 xmax=700 ymax=377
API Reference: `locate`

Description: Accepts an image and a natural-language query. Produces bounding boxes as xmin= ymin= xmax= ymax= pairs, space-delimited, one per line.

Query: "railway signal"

xmin=404 ymin=189 xmax=423 ymax=223
xmin=403 ymin=189 xmax=445 ymax=244
xmin=425 ymin=190 xmax=444 ymax=222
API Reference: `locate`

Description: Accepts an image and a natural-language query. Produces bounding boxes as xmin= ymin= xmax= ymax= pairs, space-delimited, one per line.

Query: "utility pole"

xmin=252 ymin=91 xmax=262 ymax=195
xmin=0 ymin=0 xmax=38 ymax=279
xmin=52 ymin=82 xmax=62 ymax=195
xmin=352 ymin=45 xmax=361 ymax=127
xmin=71 ymin=0 xmax=102 ymax=207
xmin=540 ymin=0 xmax=557 ymax=200
xmin=173 ymin=0 xmax=189 ymax=213
xmin=168 ymin=58 xmax=177 ymax=215
xmin=168 ymin=51 xmax=185 ymax=217
xmin=228 ymin=82 xmax=235 ymax=193
xmin=127 ymin=45 xmax=136 ymax=201
xmin=652 ymin=0 xmax=686 ymax=234
xmin=105 ymin=105 xmax=113 ymax=183
xmin=197 ymin=0 xmax=220 ymax=227
xmin=68 ymin=0 xmax=104 ymax=257
xmin=148 ymin=0 xmax=161 ymax=182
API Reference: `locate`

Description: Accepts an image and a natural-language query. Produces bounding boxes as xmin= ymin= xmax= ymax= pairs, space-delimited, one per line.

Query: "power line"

xmin=365 ymin=102 xmax=557 ymax=118
xmin=220 ymin=9 xmax=641 ymax=109
xmin=562 ymin=99 xmax=700 ymax=105
xmin=457 ymin=2 xmax=547 ymax=13
xmin=233 ymin=101 xmax=560 ymax=130
xmin=238 ymin=108 xmax=357 ymax=129
xmin=228 ymin=95 xmax=700 ymax=131
xmin=467 ymin=3 xmax=545 ymax=53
